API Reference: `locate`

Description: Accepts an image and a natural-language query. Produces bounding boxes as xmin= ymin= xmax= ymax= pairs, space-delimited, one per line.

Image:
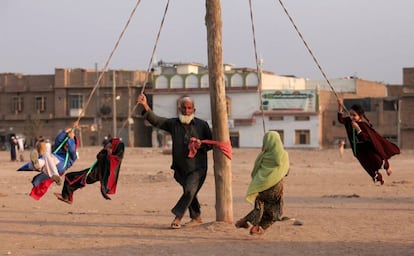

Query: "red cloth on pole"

xmin=188 ymin=137 xmax=232 ymax=159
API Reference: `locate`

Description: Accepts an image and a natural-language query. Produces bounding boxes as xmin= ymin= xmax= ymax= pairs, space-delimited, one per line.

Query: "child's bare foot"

xmin=386 ymin=168 xmax=392 ymax=176
xmin=374 ymin=172 xmax=384 ymax=185
xmin=52 ymin=175 xmax=62 ymax=185
xmin=54 ymin=193 xmax=72 ymax=204
xmin=249 ymin=225 xmax=264 ymax=235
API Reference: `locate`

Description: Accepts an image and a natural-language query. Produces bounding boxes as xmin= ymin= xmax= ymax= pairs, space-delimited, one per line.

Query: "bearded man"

xmin=137 ymin=94 xmax=212 ymax=229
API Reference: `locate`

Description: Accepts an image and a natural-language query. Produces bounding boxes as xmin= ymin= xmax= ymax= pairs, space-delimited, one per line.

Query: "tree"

xmin=24 ymin=113 xmax=44 ymax=147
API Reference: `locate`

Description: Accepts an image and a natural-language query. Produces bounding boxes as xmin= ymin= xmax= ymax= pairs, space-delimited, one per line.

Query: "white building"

xmin=145 ymin=62 xmax=320 ymax=148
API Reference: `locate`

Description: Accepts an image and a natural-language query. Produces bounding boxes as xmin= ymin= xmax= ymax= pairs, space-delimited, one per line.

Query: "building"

xmin=147 ymin=62 xmax=320 ymax=148
xmin=0 ymin=64 xmax=406 ymax=149
xmin=0 ymin=68 xmax=150 ymax=149
xmin=398 ymin=67 xmax=414 ymax=149
xmin=145 ymin=62 xmax=397 ymax=149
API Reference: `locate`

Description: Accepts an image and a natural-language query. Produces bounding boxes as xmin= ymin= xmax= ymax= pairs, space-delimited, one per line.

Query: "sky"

xmin=1 ymin=0 xmax=414 ymax=85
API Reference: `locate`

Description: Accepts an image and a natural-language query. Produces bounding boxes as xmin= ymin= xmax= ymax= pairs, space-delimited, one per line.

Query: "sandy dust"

xmin=1 ymin=146 xmax=413 ymax=256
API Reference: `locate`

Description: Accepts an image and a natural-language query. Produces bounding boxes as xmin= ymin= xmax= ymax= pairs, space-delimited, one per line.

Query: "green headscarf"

xmin=246 ymin=131 xmax=290 ymax=204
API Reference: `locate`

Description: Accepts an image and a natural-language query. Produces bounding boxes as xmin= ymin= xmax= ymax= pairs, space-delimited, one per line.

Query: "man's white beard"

xmin=179 ymin=113 xmax=194 ymax=125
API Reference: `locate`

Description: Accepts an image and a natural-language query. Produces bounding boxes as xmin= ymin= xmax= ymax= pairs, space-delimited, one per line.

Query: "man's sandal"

xmin=170 ymin=217 xmax=182 ymax=229
xmin=235 ymin=218 xmax=249 ymax=229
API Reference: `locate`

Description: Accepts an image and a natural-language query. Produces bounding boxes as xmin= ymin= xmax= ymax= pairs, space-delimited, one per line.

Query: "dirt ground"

xmin=0 ymin=146 xmax=413 ymax=256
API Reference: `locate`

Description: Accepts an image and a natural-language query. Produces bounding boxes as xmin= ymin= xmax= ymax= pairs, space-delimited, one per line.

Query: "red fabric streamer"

xmin=188 ymin=137 xmax=232 ymax=159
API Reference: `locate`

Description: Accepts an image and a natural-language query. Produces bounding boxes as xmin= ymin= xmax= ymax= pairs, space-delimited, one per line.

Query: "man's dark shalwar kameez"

xmin=143 ymin=109 xmax=212 ymax=220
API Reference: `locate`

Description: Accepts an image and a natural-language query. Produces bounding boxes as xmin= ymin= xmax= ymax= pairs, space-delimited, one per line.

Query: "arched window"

xmin=246 ymin=73 xmax=259 ymax=87
xmin=246 ymin=73 xmax=259 ymax=86
xmin=171 ymin=75 xmax=183 ymax=89
xmin=186 ymin=75 xmax=198 ymax=89
xmin=231 ymin=73 xmax=243 ymax=87
xmin=155 ymin=75 xmax=168 ymax=89
xmin=201 ymin=74 xmax=209 ymax=88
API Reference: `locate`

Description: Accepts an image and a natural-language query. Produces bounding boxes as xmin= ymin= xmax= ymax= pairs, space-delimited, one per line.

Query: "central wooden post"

xmin=205 ymin=0 xmax=233 ymax=222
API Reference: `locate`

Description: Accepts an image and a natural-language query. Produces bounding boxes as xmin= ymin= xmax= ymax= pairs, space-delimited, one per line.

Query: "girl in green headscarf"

xmin=235 ymin=131 xmax=290 ymax=235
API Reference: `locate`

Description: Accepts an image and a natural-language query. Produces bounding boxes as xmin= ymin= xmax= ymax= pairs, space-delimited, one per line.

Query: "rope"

xmin=352 ymin=128 xmax=357 ymax=156
xmin=277 ymin=0 xmax=347 ymax=112
xmin=53 ymin=136 xmax=69 ymax=153
xmin=117 ymin=0 xmax=171 ymax=137
xmin=52 ymin=135 xmax=70 ymax=169
xmin=248 ymin=0 xmax=266 ymax=134
xmin=77 ymin=0 xmax=144 ymax=123
xmin=85 ymin=160 xmax=98 ymax=179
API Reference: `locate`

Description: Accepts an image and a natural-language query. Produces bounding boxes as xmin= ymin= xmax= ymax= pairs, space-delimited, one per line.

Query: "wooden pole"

xmin=112 ymin=70 xmax=117 ymax=137
xmin=205 ymin=0 xmax=233 ymax=222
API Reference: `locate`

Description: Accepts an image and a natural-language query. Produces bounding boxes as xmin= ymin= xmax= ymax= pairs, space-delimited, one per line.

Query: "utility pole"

xmin=128 ymin=82 xmax=134 ymax=147
xmin=205 ymin=0 xmax=233 ymax=222
xmin=95 ymin=62 xmax=101 ymax=145
xmin=112 ymin=70 xmax=117 ymax=137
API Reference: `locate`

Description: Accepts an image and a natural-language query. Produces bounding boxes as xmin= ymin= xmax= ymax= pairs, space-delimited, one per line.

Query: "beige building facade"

xmin=399 ymin=67 xmax=414 ymax=149
xmin=0 ymin=68 xmax=151 ymax=149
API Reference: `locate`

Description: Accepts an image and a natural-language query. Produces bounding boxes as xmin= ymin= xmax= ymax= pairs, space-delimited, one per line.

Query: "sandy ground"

xmin=0 ymin=146 xmax=413 ymax=256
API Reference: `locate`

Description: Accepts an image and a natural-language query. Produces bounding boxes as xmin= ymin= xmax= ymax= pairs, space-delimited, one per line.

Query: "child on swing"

xmin=29 ymin=121 xmax=79 ymax=185
xmin=337 ymin=99 xmax=400 ymax=185
xmin=54 ymin=137 xmax=124 ymax=204
xmin=18 ymin=121 xmax=79 ymax=200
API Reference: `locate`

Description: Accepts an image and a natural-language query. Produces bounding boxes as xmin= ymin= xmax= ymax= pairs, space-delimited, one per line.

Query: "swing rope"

xmin=352 ymin=128 xmax=357 ymax=156
xmin=248 ymin=0 xmax=267 ymax=134
xmin=277 ymin=0 xmax=341 ymax=101
xmin=277 ymin=0 xmax=351 ymax=115
xmin=67 ymin=0 xmax=170 ymax=139
xmin=77 ymin=0 xmax=144 ymax=124
xmin=52 ymin=136 xmax=70 ymax=169
xmin=117 ymin=0 xmax=171 ymax=137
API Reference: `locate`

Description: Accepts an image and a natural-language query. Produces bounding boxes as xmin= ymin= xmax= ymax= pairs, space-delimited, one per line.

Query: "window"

xmin=295 ymin=116 xmax=310 ymax=121
xmin=12 ymin=96 xmax=23 ymax=113
xmin=69 ymin=94 xmax=84 ymax=116
xmin=231 ymin=73 xmax=243 ymax=87
xmin=230 ymin=131 xmax=239 ymax=148
xmin=246 ymin=73 xmax=259 ymax=86
xmin=35 ymin=96 xmax=46 ymax=113
xmin=269 ymin=116 xmax=284 ymax=121
xmin=186 ymin=75 xmax=198 ymax=89
xmin=155 ymin=75 xmax=168 ymax=89
xmin=295 ymin=130 xmax=310 ymax=145
xmin=383 ymin=100 xmax=398 ymax=111
xmin=69 ymin=94 xmax=84 ymax=109
xmin=171 ymin=75 xmax=183 ymax=89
